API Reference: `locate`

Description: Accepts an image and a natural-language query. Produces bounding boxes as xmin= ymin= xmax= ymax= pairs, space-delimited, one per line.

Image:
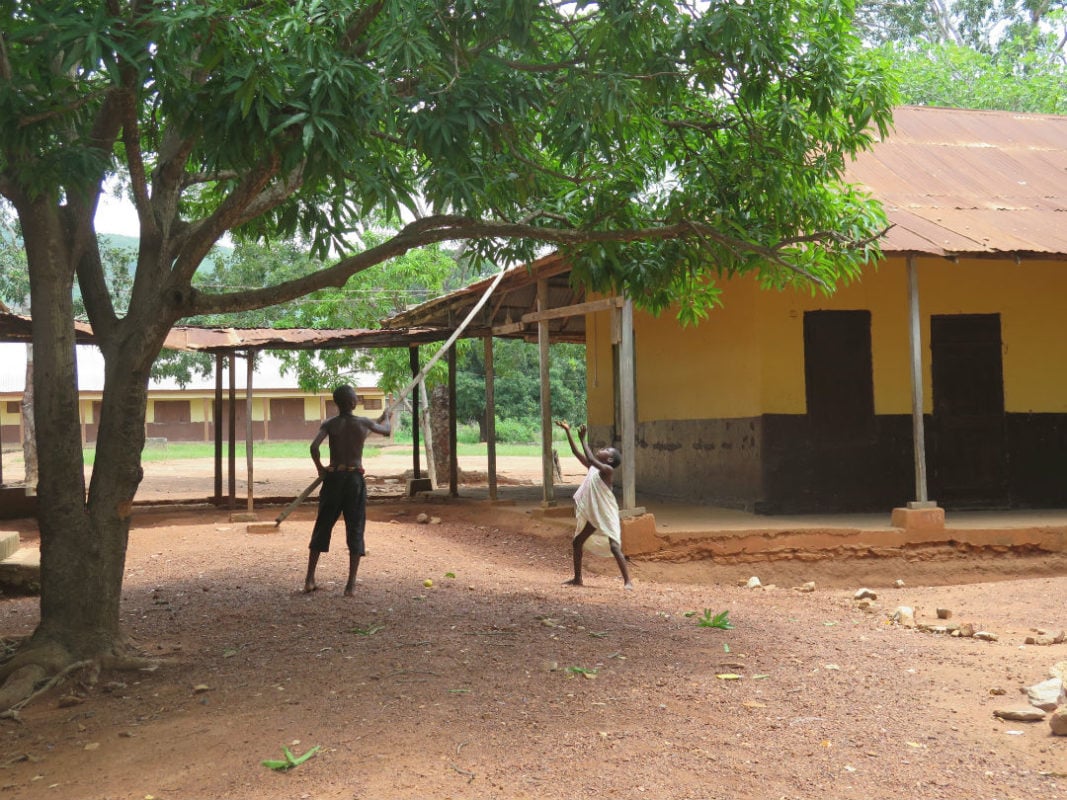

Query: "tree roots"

xmin=0 ymin=637 xmax=160 ymax=717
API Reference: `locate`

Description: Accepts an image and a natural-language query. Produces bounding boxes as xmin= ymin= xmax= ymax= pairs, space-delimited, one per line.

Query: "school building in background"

xmin=0 ymin=344 xmax=386 ymax=448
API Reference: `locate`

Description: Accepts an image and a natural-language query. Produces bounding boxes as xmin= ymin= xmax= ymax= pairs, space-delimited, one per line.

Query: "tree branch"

xmin=182 ymin=170 xmax=242 ymax=188
xmin=183 ymin=213 xmax=872 ymax=318
xmin=341 ymin=1 xmax=386 ymax=54
xmin=168 ymin=153 xmax=289 ymax=287
xmin=17 ymin=90 xmax=110 ymax=128
xmin=71 ymin=87 xmax=134 ymax=339
xmin=0 ymin=28 xmax=13 ymax=82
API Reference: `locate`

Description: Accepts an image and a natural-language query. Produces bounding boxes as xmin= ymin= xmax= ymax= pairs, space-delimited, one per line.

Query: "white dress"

xmin=573 ymin=466 xmax=621 ymax=557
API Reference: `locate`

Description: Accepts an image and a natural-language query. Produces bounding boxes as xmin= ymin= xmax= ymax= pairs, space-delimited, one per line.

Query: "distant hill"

xmin=100 ymin=233 xmax=139 ymax=251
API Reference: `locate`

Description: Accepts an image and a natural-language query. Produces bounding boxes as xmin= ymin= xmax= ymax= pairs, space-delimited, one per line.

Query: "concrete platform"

xmin=0 ymin=531 xmax=19 ymax=561
xmin=0 ymin=545 xmax=40 ymax=593
xmin=446 ymin=484 xmax=1067 ymax=561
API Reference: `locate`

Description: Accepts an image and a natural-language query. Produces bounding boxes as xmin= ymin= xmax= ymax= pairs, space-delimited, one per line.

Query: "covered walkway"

xmin=414 ymin=480 xmax=1067 ymax=562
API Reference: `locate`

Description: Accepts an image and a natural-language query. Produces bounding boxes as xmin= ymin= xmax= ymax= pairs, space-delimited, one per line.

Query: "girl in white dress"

xmin=555 ymin=420 xmax=633 ymax=589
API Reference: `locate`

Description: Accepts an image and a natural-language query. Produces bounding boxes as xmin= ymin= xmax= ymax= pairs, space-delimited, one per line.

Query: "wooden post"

xmin=409 ymin=346 xmax=421 ymax=479
xmin=484 ymin=335 xmax=498 ymax=501
xmin=619 ymin=297 xmax=637 ymax=510
xmin=537 ymin=279 xmax=555 ymax=505
xmin=907 ymin=255 xmax=932 ymax=505
xmin=245 ymin=350 xmax=254 ymax=513
xmin=447 ymin=343 xmax=458 ymax=497
xmin=227 ymin=350 xmax=236 ymax=508
xmin=213 ymin=353 xmax=223 ymax=503
xmin=419 ymin=380 xmax=437 ymax=488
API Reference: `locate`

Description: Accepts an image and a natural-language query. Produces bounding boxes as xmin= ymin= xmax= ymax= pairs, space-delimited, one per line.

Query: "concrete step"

xmin=0 ymin=530 xmax=19 ymax=561
xmin=0 ymin=547 xmax=40 ymax=594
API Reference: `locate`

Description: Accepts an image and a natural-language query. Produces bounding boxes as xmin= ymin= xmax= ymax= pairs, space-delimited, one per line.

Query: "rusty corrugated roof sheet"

xmin=0 ymin=311 xmax=446 ymax=350
xmin=847 ymin=105 xmax=1067 ymax=258
xmin=160 ymin=324 xmax=447 ymax=352
xmin=0 ymin=312 xmax=96 ymax=343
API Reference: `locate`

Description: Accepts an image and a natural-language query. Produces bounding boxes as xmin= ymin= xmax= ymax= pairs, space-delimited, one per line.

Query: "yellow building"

xmin=0 ymin=346 xmax=386 ymax=447
xmin=391 ymin=106 xmax=1067 ymax=514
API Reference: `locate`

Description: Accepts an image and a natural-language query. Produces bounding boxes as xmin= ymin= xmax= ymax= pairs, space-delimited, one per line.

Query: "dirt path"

xmin=1 ymin=490 xmax=1066 ymax=799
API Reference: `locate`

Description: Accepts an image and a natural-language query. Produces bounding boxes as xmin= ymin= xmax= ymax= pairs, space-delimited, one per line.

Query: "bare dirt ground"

xmin=1 ymin=450 xmax=1066 ymax=799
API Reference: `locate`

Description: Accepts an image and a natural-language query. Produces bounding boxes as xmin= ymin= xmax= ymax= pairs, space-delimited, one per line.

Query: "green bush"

xmin=456 ymin=423 xmax=481 ymax=445
xmin=494 ymin=418 xmax=537 ymax=444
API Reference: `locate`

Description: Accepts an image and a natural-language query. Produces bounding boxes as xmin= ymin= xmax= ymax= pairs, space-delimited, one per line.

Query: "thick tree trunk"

xmin=20 ymin=200 xmax=122 ymax=661
xmin=429 ymin=384 xmax=450 ymax=487
xmin=2 ymin=199 xmax=156 ymax=704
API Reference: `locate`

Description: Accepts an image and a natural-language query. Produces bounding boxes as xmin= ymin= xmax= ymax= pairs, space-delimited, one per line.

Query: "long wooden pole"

xmin=537 ymin=279 xmax=555 ymax=505
xmin=274 ymin=266 xmax=508 ymax=525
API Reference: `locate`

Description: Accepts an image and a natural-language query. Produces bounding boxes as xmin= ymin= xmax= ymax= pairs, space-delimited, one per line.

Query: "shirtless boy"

xmin=555 ymin=420 xmax=633 ymax=589
xmin=304 ymin=384 xmax=391 ymax=595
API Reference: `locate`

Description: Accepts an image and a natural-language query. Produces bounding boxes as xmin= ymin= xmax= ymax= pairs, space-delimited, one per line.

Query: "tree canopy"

xmin=0 ymin=0 xmax=895 ymax=709
xmin=860 ymin=0 xmax=1067 ymax=112
xmin=2 ymin=0 xmax=893 ymax=329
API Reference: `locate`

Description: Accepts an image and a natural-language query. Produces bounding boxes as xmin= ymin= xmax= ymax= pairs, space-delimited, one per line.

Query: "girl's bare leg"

xmin=565 ymin=525 xmax=594 ymax=585
xmin=610 ymin=541 xmax=633 ymax=589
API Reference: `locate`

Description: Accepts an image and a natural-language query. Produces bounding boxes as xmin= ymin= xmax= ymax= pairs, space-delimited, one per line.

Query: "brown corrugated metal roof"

xmin=391 ymin=107 xmax=1067 ymax=331
xmin=847 ymin=106 xmax=1067 ymax=257
xmin=5 ymin=107 xmax=1064 ymax=349
xmin=0 ymin=312 xmax=96 ymax=343
xmin=384 ymin=252 xmax=582 ymax=339
xmin=0 ymin=311 xmax=445 ymax=350
xmin=160 ymin=324 xmax=447 ymax=352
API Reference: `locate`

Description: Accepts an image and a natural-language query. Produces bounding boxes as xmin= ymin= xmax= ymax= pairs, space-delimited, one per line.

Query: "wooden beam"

xmin=521 ymin=296 xmax=623 ymax=324
xmin=491 ymin=320 xmax=526 ymax=336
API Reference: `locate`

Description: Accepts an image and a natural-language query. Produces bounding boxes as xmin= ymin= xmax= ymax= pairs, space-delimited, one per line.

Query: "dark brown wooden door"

xmin=804 ymin=310 xmax=875 ymax=442
xmin=930 ymin=314 xmax=1007 ymax=507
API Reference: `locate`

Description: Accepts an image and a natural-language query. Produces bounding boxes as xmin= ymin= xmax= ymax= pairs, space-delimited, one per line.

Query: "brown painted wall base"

xmin=621 ymin=413 xmax=1067 ymax=515
xmin=0 ymin=486 xmax=36 ymax=520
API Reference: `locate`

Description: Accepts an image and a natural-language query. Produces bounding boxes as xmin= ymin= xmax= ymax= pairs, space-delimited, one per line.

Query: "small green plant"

xmin=349 ymin=623 xmax=384 ymax=636
xmin=696 ymin=609 xmax=734 ymax=630
xmin=261 ymin=744 xmax=321 ymax=772
xmin=565 ymin=666 xmax=599 ymax=677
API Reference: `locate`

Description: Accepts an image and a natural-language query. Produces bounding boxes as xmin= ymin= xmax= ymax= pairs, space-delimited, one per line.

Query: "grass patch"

xmin=86 ymin=428 xmax=559 ymax=467
xmin=386 ymin=442 xmax=546 ymax=458
xmin=84 ymin=440 xmax=380 ymax=465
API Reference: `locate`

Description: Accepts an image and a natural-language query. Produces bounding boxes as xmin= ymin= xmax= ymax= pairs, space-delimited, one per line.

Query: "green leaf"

xmin=697 ymin=609 xmax=734 ymax=630
xmin=262 ymin=745 xmax=321 ymax=771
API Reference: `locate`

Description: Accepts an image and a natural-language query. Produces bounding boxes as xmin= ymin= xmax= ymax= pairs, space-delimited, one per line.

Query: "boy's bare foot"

xmin=343 ymin=584 xmax=356 ymax=596
xmin=303 ymin=580 xmax=318 ymax=593
xmin=623 ymin=582 xmax=634 ymax=590
xmin=562 ymin=578 xmax=583 ymax=586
